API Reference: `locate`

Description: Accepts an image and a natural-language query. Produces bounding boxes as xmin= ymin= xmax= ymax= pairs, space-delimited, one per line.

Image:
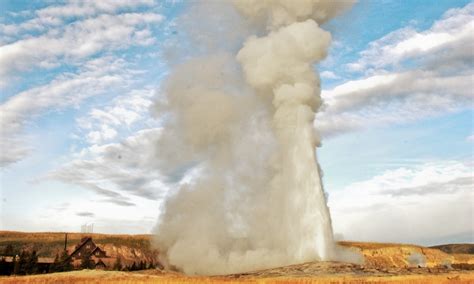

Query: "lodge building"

xmin=68 ymin=236 xmax=108 ymax=269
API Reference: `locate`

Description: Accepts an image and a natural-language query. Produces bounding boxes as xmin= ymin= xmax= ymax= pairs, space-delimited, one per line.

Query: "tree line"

xmin=0 ymin=249 xmax=74 ymax=275
xmin=112 ymin=256 xmax=157 ymax=271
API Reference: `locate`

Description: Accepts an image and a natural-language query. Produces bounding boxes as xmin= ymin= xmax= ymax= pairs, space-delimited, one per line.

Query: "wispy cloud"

xmin=320 ymin=70 xmax=339 ymax=80
xmin=317 ymin=70 xmax=473 ymax=136
xmin=0 ymin=0 xmax=156 ymax=37
xmin=0 ymin=0 xmax=165 ymax=167
xmin=329 ymin=160 xmax=473 ymax=245
xmin=52 ymin=202 xmax=70 ymax=212
xmin=48 ymin=128 xmax=167 ymax=205
xmin=76 ymin=88 xmax=155 ymax=145
xmin=76 ymin=211 xmax=95 ymax=217
xmin=37 ymin=0 xmax=156 ymax=20
xmin=317 ymin=2 xmax=474 ymax=137
xmin=0 ymin=12 xmax=162 ymax=86
xmin=0 ymin=57 xmax=133 ymax=167
xmin=346 ymin=3 xmax=473 ymax=72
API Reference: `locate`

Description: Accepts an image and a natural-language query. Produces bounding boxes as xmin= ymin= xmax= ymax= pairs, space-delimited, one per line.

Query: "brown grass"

xmin=1 ymin=269 xmax=473 ymax=284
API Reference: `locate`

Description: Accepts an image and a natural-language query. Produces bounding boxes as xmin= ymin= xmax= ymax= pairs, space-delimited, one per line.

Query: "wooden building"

xmin=94 ymin=259 xmax=107 ymax=270
xmin=69 ymin=236 xmax=109 ymax=269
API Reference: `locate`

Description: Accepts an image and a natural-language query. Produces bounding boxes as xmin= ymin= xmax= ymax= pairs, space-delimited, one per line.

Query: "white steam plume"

xmin=153 ymin=0 xmax=358 ymax=275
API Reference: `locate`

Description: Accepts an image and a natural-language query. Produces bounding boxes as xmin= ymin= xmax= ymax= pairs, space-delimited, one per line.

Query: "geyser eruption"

xmin=237 ymin=18 xmax=334 ymax=260
xmin=153 ymin=0 xmax=357 ymax=275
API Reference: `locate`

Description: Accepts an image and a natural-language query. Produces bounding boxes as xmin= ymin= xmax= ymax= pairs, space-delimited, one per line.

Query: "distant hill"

xmin=430 ymin=244 xmax=474 ymax=255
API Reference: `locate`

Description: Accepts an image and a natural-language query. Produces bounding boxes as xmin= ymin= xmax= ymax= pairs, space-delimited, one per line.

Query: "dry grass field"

xmin=1 ymin=265 xmax=473 ymax=284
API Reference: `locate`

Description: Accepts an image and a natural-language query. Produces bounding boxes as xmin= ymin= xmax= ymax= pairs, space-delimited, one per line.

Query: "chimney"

xmin=64 ymin=233 xmax=68 ymax=251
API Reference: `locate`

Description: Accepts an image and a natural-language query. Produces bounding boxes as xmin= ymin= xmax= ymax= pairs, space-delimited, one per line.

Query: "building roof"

xmin=77 ymin=236 xmax=93 ymax=248
xmin=95 ymin=259 xmax=106 ymax=267
xmin=91 ymin=246 xmax=105 ymax=254
xmin=69 ymin=236 xmax=95 ymax=257
xmin=69 ymin=236 xmax=107 ymax=259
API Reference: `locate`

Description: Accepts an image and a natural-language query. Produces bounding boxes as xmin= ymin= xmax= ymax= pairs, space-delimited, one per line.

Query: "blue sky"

xmin=0 ymin=0 xmax=472 ymax=245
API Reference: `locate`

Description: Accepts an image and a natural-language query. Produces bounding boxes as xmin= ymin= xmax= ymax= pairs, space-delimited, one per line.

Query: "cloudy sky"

xmin=0 ymin=0 xmax=472 ymax=246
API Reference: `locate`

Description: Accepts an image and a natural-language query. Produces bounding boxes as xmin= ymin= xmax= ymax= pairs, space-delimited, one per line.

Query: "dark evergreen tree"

xmin=148 ymin=261 xmax=155 ymax=269
xmin=13 ymin=256 xmax=20 ymax=275
xmin=80 ymin=253 xmax=94 ymax=270
xmin=130 ymin=262 xmax=137 ymax=271
xmin=50 ymin=253 xmax=60 ymax=273
xmin=0 ymin=257 xmax=9 ymax=275
xmin=3 ymin=245 xmax=14 ymax=256
xmin=25 ymin=250 xmax=38 ymax=274
xmin=60 ymin=250 xmax=73 ymax=272
xmin=113 ymin=257 xmax=123 ymax=271
xmin=17 ymin=250 xmax=30 ymax=275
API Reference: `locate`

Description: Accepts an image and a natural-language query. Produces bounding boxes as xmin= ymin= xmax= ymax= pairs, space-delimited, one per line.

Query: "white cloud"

xmin=0 ymin=0 xmax=157 ymax=39
xmin=317 ymin=70 xmax=473 ymax=136
xmin=0 ymin=56 xmax=132 ymax=167
xmin=320 ymin=70 xmax=339 ymax=79
xmin=76 ymin=88 xmax=155 ymax=145
xmin=467 ymin=134 xmax=474 ymax=142
xmin=0 ymin=17 xmax=63 ymax=39
xmin=0 ymin=11 xmax=163 ymax=87
xmin=48 ymin=128 xmax=168 ymax=204
xmin=348 ymin=3 xmax=474 ymax=72
xmin=329 ymin=160 xmax=473 ymax=245
xmin=86 ymin=126 xmax=119 ymax=145
xmin=37 ymin=0 xmax=156 ymax=20
xmin=317 ymin=2 xmax=474 ymax=137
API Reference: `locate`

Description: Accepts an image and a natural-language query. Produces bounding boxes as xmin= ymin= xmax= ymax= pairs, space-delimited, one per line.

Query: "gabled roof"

xmin=91 ymin=246 xmax=106 ymax=254
xmin=69 ymin=236 xmax=96 ymax=257
xmin=77 ymin=237 xmax=93 ymax=247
